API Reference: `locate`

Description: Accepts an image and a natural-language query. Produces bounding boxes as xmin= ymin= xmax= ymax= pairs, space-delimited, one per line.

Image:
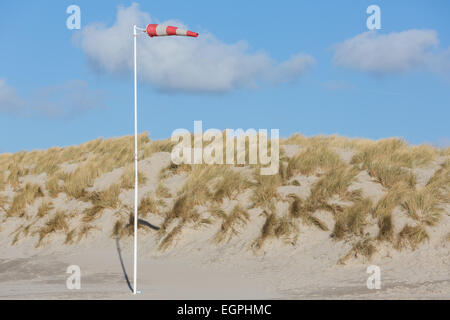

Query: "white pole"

xmin=133 ymin=24 xmax=138 ymax=295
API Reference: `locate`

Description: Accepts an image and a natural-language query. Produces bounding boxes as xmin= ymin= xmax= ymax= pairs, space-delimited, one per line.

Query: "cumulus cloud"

xmin=76 ymin=3 xmax=315 ymax=93
xmin=0 ymin=79 xmax=105 ymax=118
xmin=333 ymin=29 xmax=450 ymax=75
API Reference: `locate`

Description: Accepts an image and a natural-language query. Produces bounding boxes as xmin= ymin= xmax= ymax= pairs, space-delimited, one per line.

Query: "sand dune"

xmin=0 ymin=134 xmax=449 ymax=299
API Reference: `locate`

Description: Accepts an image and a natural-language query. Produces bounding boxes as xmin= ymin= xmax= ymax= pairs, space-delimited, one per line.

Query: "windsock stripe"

xmin=146 ymin=24 xmax=198 ymax=37
xmin=156 ymin=24 xmax=167 ymax=36
xmin=176 ymin=28 xmax=187 ymax=36
xmin=166 ymin=26 xmax=178 ymax=35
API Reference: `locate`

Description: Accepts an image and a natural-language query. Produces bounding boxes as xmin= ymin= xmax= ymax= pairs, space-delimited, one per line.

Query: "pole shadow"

xmin=114 ymin=218 xmax=160 ymax=293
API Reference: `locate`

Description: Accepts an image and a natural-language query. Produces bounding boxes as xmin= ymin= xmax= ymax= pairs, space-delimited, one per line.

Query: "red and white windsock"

xmin=146 ymin=24 xmax=198 ymax=38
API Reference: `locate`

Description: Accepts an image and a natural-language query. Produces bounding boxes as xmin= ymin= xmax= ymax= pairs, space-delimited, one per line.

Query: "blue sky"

xmin=0 ymin=0 xmax=449 ymax=153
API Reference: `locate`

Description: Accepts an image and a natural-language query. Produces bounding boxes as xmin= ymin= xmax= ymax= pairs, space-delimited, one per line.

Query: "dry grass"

xmin=140 ymin=138 xmax=176 ymax=159
xmin=77 ymin=224 xmax=97 ymax=243
xmin=36 ymin=211 xmax=68 ymax=247
xmin=159 ymin=195 xmax=201 ymax=235
xmin=288 ymin=195 xmax=329 ymax=231
xmin=0 ymin=171 xmax=5 ymax=191
xmin=159 ymin=163 xmax=192 ymax=180
xmin=111 ymin=218 xmax=134 ymax=239
xmin=63 ymin=162 xmax=99 ymax=198
xmin=395 ymin=224 xmax=429 ymax=250
xmin=253 ymin=211 xmax=298 ymax=249
xmin=377 ymin=213 xmax=394 ymax=242
xmin=6 ymin=163 xmax=28 ymax=189
xmin=1 ymin=133 xmax=447 ymax=252
xmin=213 ymin=205 xmax=250 ymax=243
xmin=372 ymin=182 xmax=410 ymax=241
xmin=333 ymin=198 xmax=373 ymax=240
xmin=60 ymin=133 xmax=150 ymax=198
xmin=37 ymin=201 xmax=54 ymax=218
xmin=7 ymin=183 xmax=44 ymax=217
xmin=401 ymin=188 xmax=443 ymax=226
xmin=158 ymin=224 xmax=184 ymax=251
xmin=0 ymin=194 xmax=8 ymax=211
xmin=351 ymin=138 xmax=437 ymax=169
xmin=309 ymin=166 xmax=361 ymax=203
xmin=158 ymin=196 xmax=213 ymax=250
xmin=282 ymin=134 xmax=364 ymax=150
xmin=338 ymin=238 xmax=376 ymax=264
xmin=212 ymin=169 xmax=251 ymax=202
xmin=120 ymin=165 xmax=147 ymax=190
xmin=158 ymin=167 xmax=220 ymax=250
xmin=251 ymin=173 xmax=282 ymax=209
xmin=81 ymin=184 xmax=121 ymax=223
xmin=155 ymin=182 xmax=171 ymax=198
xmin=138 ymin=195 xmax=158 ymax=218
xmin=366 ymin=161 xmax=416 ymax=189
xmin=425 ymin=160 xmax=450 ymax=202
xmin=373 ymin=182 xmax=410 ymax=218
xmin=287 ymin=146 xmax=343 ymax=177
xmin=45 ymin=176 xmax=62 ymax=198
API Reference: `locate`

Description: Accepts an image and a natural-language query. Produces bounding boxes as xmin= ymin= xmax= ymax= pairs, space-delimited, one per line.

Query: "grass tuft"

xmin=339 ymin=238 xmax=376 ymax=264
xmin=213 ymin=205 xmax=250 ymax=243
xmin=396 ymin=224 xmax=429 ymax=250
xmin=333 ymin=198 xmax=372 ymax=240
xmin=36 ymin=211 xmax=68 ymax=247
xmin=7 ymin=183 xmax=44 ymax=217
xmin=254 ymin=211 xmax=298 ymax=249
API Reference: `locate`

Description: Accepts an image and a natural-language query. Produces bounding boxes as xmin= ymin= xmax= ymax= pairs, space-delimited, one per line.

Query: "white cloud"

xmin=76 ymin=3 xmax=315 ymax=93
xmin=333 ymin=29 xmax=450 ymax=75
xmin=0 ymin=79 xmax=26 ymax=114
xmin=0 ymin=79 xmax=105 ymax=118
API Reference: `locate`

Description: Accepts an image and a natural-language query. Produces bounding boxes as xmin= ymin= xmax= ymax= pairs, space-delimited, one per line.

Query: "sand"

xmin=0 ymin=150 xmax=449 ymax=300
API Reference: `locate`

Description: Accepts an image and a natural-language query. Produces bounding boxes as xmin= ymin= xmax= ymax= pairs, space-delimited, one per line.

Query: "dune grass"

xmin=156 ymin=182 xmax=171 ymax=198
xmin=37 ymin=201 xmax=54 ymax=218
xmin=45 ymin=175 xmax=63 ymax=198
xmin=138 ymin=195 xmax=158 ymax=218
xmin=254 ymin=211 xmax=298 ymax=249
xmin=140 ymin=138 xmax=176 ymax=159
xmin=6 ymin=163 xmax=28 ymax=189
xmin=1 ymin=132 xmax=447 ymax=255
xmin=120 ymin=165 xmax=147 ymax=190
xmin=65 ymin=223 xmax=97 ymax=245
xmin=251 ymin=173 xmax=282 ymax=209
xmin=7 ymin=183 xmax=44 ymax=217
xmin=401 ymin=187 xmax=443 ymax=226
xmin=81 ymin=184 xmax=121 ymax=223
xmin=333 ymin=198 xmax=373 ymax=240
xmin=366 ymin=161 xmax=416 ymax=189
xmin=309 ymin=165 xmax=361 ymax=203
xmin=213 ymin=205 xmax=250 ymax=244
xmin=372 ymin=181 xmax=411 ymax=241
xmin=36 ymin=211 xmax=68 ymax=247
xmin=0 ymin=171 xmax=5 ymax=191
xmin=287 ymin=146 xmax=343 ymax=177
xmin=213 ymin=169 xmax=251 ymax=203
xmin=338 ymin=238 xmax=376 ymax=264
xmin=351 ymin=138 xmax=437 ymax=169
xmin=159 ymin=163 xmax=193 ymax=180
xmin=395 ymin=224 xmax=429 ymax=250
xmin=288 ymin=194 xmax=329 ymax=231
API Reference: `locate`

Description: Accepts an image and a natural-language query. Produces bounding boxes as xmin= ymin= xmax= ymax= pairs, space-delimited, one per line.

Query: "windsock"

xmin=146 ymin=24 xmax=198 ymax=38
